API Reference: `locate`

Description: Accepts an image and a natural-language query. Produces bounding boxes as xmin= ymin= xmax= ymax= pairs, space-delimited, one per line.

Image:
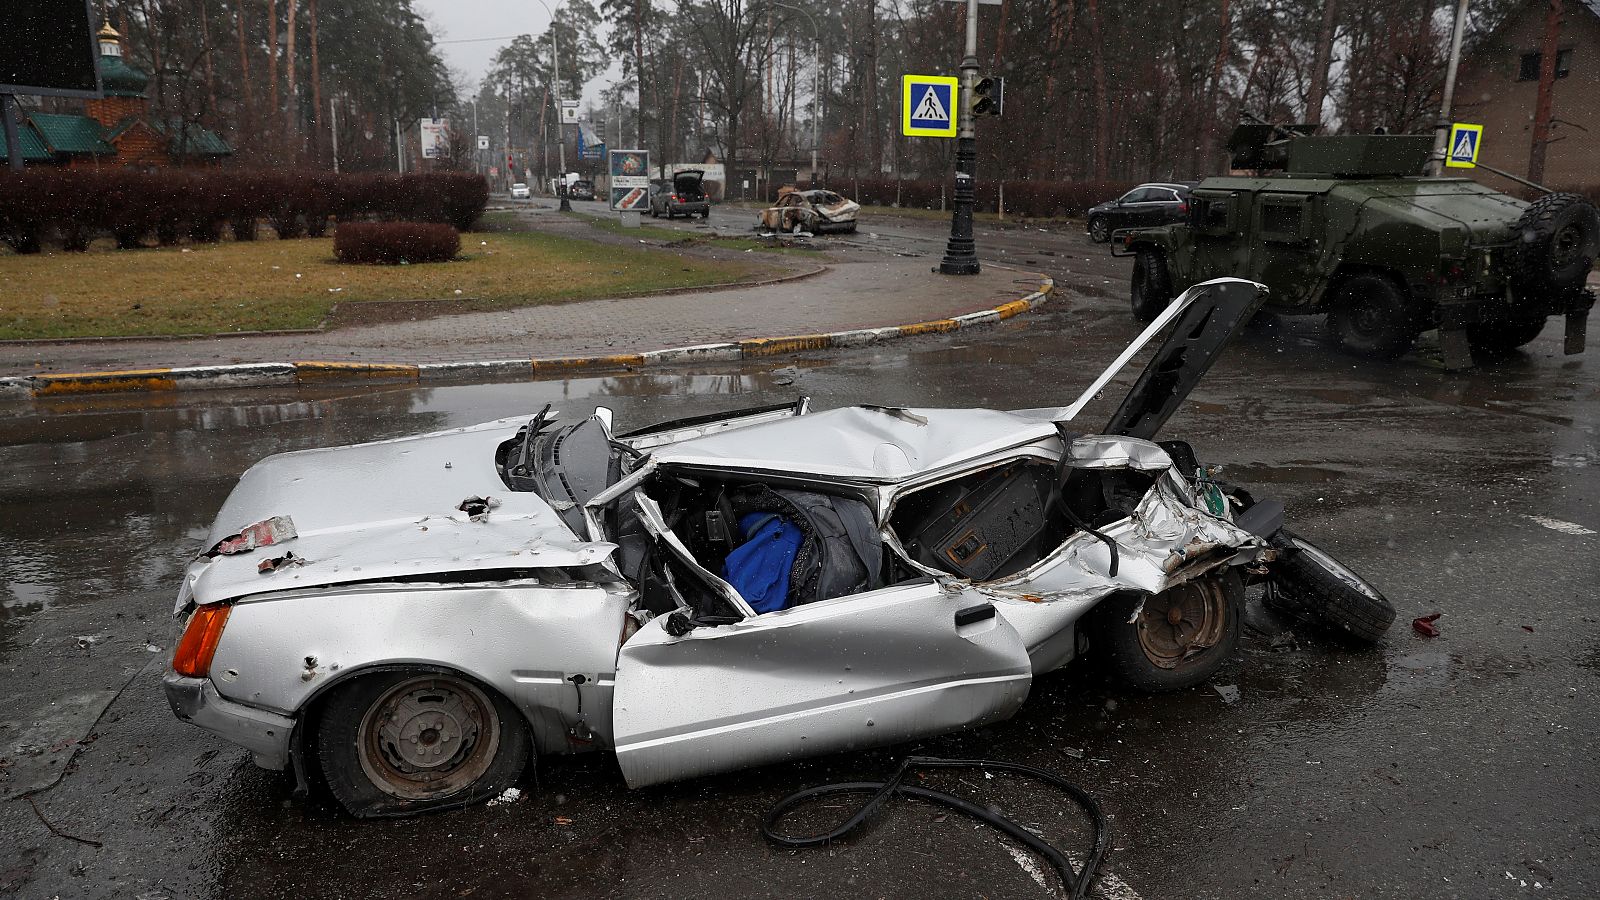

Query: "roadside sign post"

xmin=609 ymin=149 xmax=649 ymax=228
xmin=1445 ymin=123 xmax=1482 ymax=169
xmin=939 ymin=0 xmax=986 ymax=276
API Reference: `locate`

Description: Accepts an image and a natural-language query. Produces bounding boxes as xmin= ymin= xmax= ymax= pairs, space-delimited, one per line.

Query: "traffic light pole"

xmin=939 ymin=0 xmax=980 ymax=275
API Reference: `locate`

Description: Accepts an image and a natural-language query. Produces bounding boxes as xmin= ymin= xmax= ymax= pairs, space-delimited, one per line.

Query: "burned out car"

xmin=163 ymin=279 xmax=1394 ymax=817
xmin=758 ymin=188 xmax=859 ymax=234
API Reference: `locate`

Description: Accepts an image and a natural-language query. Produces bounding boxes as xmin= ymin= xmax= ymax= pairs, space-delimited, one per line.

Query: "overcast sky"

xmin=415 ymin=0 xmax=621 ymax=105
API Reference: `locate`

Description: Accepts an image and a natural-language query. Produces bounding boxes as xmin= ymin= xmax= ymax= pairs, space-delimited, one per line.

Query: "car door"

xmin=610 ymin=510 xmax=1033 ymax=788
xmin=1149 ymin=188 xmax=1183 ymax=226
xmin=1110 ymin=188 xmax=1147 ymax=231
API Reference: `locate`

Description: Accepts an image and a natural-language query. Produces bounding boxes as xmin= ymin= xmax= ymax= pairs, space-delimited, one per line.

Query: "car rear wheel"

xmin=1088 ymin=216 xmax=1111 ymax=243
xmin=1466 ymin=317 xmax=1546 ymax=356
xmin=1130 ymin=248 xmax=1174 ymax=322
xmin=315 ymin=670 xmax=529 ymax=818
xmin=1090 ymin=572 xmax=1242 ymax=692
xmin=1326 ymin=273 xmax=1420 ymax=358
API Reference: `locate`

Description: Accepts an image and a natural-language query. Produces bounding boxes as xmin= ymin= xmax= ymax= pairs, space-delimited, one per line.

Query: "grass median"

xmin=0 ymin=229 xmax=764 ymax=340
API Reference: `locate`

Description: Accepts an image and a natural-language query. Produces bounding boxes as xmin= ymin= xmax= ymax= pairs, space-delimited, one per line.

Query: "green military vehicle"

xmin=1118 ymin=123 xmax=1599 ymax=368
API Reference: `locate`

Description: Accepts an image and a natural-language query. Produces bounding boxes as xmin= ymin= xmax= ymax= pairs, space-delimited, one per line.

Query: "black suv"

xmin=1086 ymin=182 xmax=1197 ymax=243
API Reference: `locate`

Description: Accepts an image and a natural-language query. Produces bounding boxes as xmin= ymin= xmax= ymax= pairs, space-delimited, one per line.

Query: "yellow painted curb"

xmin=533 ymin=354 xmax=645 ymax=374
xmin=739 ymin=334 xmax=833 ymax=357
xmin=994 ymin=299 xmax=1032 ymax=319
xmin=33 ymin=368 xmax=179 ymax=395
xmin=294 ymin=361 xmax=420 ymax=381
xmin=898 ymin=319 xmax=961 ymax=337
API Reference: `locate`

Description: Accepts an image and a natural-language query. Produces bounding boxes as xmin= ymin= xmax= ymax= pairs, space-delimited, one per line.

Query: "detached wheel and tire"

xmin=1092 ymin=572 xmax=1242 ymax=692
xmin=316 ymin=671 xmax=529 ymax=818
xmin=1130 ymin=248 xmax=1175 ymax=322
xmin=1264 ymin=528 xmax=1395 ymax=644
xmin=1088 ymin=216 xmax=1111 ymax=243
xmin=1325 ymin=272 xmax=1420 ymax=358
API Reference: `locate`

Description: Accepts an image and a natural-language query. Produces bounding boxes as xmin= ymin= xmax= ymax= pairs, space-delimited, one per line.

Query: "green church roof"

xmin=27 ymin=112 xmax=116 ymax=156
xmin=153 ymin=120 xmax=233 ymax=156
xmin=0 ymin=121 xmax=52 ymax=162
xmin=98 ymin=51 xmax=150 ymax=98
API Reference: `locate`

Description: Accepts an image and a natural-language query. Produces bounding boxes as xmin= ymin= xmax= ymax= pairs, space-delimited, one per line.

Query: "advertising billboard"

xmin=418 ymin=118 xmax=451 ymax=160
xmin=1 ymin=0 xmax=103 ymax=98
xmin=609 ymin=149 xmax=650 ymax=210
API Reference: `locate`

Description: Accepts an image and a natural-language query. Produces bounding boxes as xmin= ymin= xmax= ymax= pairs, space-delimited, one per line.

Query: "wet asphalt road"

xmin=3 ymin=240 xmax=1599 ymax=898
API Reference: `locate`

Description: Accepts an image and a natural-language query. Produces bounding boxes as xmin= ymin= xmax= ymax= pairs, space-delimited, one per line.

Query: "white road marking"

xmin=1525 ymin=515 xmax=1597 ymax=536
xmin=1000 ymin=842 xmax=1144 ymax=899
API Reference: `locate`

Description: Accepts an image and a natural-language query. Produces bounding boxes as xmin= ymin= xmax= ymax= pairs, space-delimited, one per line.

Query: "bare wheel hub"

xmin=358 ymin=676 xmax=500 ymax=799
xmin=1137 ymin=580 xmax=1228 ymax=670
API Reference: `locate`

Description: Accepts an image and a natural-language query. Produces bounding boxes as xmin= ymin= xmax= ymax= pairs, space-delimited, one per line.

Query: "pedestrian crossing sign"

xmin=902 ymin=75 xmax=959 ymax=138
xmin=1445 ymin=122 xmax=1483 ymax=168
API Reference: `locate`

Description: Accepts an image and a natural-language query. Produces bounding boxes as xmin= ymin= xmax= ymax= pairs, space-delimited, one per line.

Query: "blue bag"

xmin=722 ymin=512 xmax=804 ymax=613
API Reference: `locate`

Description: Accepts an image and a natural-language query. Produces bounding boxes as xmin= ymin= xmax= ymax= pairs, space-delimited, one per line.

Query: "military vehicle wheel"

xmin=1513 ymin=193 xmax=1600 ymax=294
xmin=1467 ymin=318 xmax=1546 ymax=356
xmin=1088 ymin=216 xmax=1111 ymax=243
xmin=1326 ymin=273 xmax=1419 ymax=358
xmin=1131 ymin=249 xmax=1174 ymax=322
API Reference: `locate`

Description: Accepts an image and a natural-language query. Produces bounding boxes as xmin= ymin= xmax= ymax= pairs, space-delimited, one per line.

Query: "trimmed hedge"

xmin=821 ymin=177 xmax=1139 ymax=219
xmin=333 ymin=221 xmax=460 ymax=265
xmin=0 ymin=169 xmax=489 ymax=254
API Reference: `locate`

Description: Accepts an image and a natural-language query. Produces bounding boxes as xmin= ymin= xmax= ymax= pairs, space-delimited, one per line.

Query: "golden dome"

xmin=97 ymin=22 xmax=121 ymax=40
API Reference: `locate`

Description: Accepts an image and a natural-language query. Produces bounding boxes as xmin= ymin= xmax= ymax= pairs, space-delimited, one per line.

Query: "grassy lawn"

xmin=0 ymin=229 xmax=762 ymax=340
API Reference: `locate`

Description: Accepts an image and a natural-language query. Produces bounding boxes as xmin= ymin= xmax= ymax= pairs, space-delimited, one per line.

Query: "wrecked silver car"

xmin=758 ymin=188 xmax=860 ymax=234
xmin=163 ymin=278 xmax=1394 ymax=817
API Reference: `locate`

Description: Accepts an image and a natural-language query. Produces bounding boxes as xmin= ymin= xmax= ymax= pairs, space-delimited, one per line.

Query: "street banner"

xmin=418 ymin=118 xmax=450 ymax=159
xmin=902 ymin=75 xmax=958 ymax=138
xmin=578 ymin=122 xmax=605 ymax=160
xmin=610 ymin=149 xmax=650 ymax=210
xmin=1445 ymin=123 xmax=1482 ymax=169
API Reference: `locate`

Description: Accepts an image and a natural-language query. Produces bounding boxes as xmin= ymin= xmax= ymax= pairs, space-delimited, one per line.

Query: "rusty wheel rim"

xmin=1136 ymin=580 xmax=1228 ymax=670
xmin=357 ymin=676 xmax=500 ymax=800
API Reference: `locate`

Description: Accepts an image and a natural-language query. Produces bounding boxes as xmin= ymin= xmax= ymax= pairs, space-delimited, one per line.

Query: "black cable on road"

xmin=762 ymin=756 xmax=1109 ymax=900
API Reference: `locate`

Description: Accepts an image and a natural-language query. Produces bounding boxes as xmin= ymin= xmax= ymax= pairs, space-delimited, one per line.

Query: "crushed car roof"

xmin=650 ymin=405 xmax=1059 ymax=481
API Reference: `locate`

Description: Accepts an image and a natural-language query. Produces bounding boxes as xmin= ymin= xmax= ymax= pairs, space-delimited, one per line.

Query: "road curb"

xmin=1 ymin=275 xmax=1052 ymax=399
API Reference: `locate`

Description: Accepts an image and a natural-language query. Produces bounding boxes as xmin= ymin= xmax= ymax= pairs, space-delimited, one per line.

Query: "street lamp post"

xmin=532 ymin=0 xmax=572 ymax=210
xmin=757 ymin=2 xmax=820 ymax=188
xmin=1429 ymin=0 xmax=1471 ymax=176
xmin=939 ymin=0 xmax=980 ymax=275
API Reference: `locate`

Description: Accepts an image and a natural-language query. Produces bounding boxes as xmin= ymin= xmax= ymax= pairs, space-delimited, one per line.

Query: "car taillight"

xmin=672 ymin=194 xmax=681 ymax=202
xmin=1179 ymin=201 xmax=1189 ymax=214
xmin=172 ymin=604 xmax=231 ymax=677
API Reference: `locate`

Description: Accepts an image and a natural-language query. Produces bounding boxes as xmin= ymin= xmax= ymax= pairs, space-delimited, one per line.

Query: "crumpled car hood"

xmin=180 ymin=418 xmax=615 ymax=610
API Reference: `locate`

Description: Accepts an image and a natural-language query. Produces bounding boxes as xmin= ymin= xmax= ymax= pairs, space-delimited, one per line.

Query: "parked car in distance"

xmin=758 ymin=188 xmax=860 ymax=234
xmin=568 ymin=180 xmax=596 ymax=201
xmin=650 ymin=170 xmax=711 ymax=219
xmin=509 ymin=183 xmax=530 ymax=199
xmin=1086 ymin=182 xmax=1197 ymax=243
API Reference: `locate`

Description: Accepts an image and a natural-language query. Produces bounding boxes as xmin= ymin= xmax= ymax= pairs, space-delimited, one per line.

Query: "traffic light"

xmin=972 ymin=76 xmax=1004 ymax=118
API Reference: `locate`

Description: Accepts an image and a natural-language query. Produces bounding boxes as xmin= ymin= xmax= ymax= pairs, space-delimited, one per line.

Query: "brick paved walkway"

xmin=0 ymin=251 xmax=1045 ymax=375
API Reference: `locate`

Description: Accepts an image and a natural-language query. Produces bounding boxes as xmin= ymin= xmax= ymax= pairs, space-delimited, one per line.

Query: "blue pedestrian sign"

xmin=1445 ymin=122 xmax=1482 ymax=169
xmin=902 ymin=75 xmax=959 ymax=138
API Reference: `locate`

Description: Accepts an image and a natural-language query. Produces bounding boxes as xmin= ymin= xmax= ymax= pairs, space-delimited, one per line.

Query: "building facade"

xmin=1451 ymin=0 xmax=1600 ymax=189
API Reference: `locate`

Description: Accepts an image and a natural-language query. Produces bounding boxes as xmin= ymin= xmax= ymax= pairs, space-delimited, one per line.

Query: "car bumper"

xmin=670 ymin=202 xmax=709 ymax=215
xmin=163 ymin=671 xmax=296 ymax=771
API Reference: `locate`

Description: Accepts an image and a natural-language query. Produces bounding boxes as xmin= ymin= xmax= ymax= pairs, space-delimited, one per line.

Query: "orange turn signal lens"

xmin=172 ymin=604 xmax=231 ymax=678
